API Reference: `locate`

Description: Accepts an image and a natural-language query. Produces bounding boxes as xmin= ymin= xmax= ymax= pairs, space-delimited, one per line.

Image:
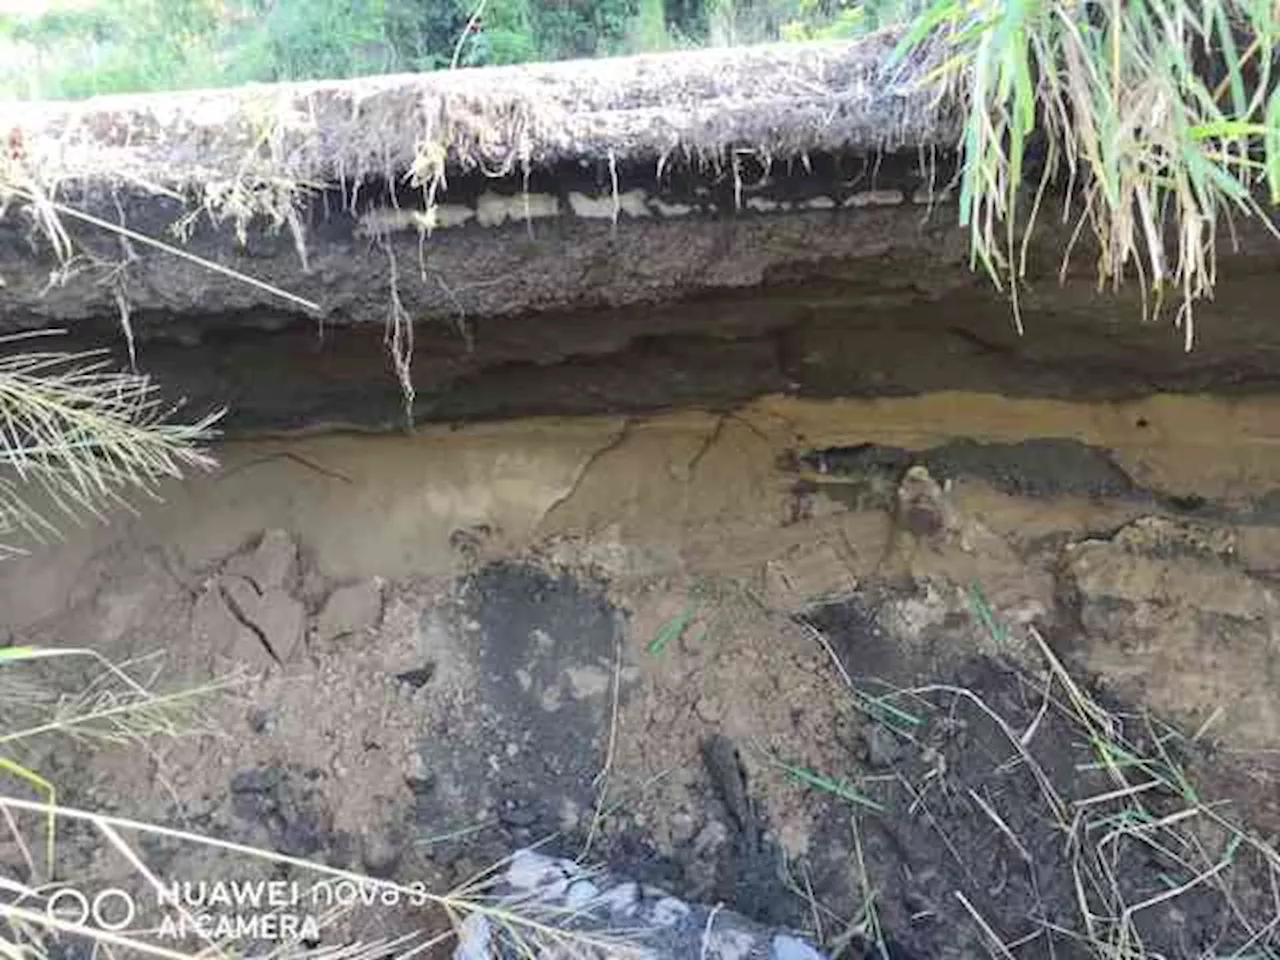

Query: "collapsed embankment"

xmin=8 ymin=35 xmax=1280 ymax=960
xmin=7 ymin=393 xmax=1280 ymax=959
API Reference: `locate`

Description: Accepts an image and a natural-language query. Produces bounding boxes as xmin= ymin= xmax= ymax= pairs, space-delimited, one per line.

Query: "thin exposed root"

xmin=380 ymin=239 xmax=416 ymax=430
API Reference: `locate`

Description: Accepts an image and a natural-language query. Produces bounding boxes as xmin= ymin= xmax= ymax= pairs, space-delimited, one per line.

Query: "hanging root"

xmin=380 ymin=240 xmax=416 ymax=431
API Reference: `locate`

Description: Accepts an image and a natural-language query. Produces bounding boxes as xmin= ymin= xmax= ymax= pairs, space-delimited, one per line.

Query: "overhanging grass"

xmin=892 ymin=0 xmax=1280 ymax=348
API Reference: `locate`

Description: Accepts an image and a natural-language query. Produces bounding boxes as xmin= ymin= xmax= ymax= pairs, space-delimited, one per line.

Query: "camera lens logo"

xmin=46 ymin=888 xmax=136 ymax=932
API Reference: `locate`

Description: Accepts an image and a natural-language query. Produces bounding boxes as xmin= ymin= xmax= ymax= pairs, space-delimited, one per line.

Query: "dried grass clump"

xmin=0 ymin=333 xmax=222 ymax=559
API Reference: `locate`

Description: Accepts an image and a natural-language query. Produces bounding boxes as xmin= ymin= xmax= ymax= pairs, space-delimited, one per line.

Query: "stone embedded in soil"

xmin=895 ymin=465 xmax=950 ymax=539
xmin=564 ymin=663 xmax=610 ymax=699
xmin=246 ymin=707 xmax=272 ymax=733
xmin=359 ymin=827 xmax=404 ymax=877
xmin=694 ymin=695 xmax=724 ymax=723
xmin=498 ymin=800 xmax=539 ymax=828
xmin=393 ymin=663 xmax=436 ymax=689
xmin=451 ymin=849 xmax=829 ymax=959
xmin=224 ymin=528 xmax=298 ymax=591
xmin=771 ymin=935 xmax=827 ymax=960
xmin=863 ymin=723 xmax=903 ymax=768
xmin=693 ymin=819 xmax=729 ymax=855
xmin=316 ymin=578 xmax=385 ymax=643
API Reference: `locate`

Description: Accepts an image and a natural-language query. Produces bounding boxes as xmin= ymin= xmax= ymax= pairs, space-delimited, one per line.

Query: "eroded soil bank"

xmin=5 ymin=392 xmax=1280 ymax=958
xmin=9 ymin=161 xmax=1280 ymax=436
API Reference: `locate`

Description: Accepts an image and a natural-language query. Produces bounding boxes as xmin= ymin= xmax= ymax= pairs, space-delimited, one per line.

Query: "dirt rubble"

xmin=3 ymin=395 xmax=1280 ymax=958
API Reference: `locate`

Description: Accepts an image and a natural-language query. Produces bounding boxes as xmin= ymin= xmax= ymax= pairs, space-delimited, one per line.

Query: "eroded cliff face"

xmin=4 ymin=150 xmax=1280 ymax=434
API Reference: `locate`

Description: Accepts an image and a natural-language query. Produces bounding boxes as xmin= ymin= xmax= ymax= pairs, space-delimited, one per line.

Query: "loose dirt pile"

xmin=4 ymin=398 xmax=1280 ymax=958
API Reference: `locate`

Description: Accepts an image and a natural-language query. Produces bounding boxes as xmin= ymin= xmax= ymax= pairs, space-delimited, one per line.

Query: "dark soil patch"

xmin=793 ymin=595 xmax=1278 ymax=960
xmin=229 ymin=765 xmax=336 ymax=858
xmin=797 ymin=438 xmax=1139 ymax=500
xmin=789 ymin=437 xmax=1280 ymax=528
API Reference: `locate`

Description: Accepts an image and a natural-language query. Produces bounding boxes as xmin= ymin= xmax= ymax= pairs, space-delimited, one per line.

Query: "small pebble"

xmin=499 ymin=802 xmax=538 ymax=828
xmin=360 ymin=830 xmax=402 ymax=878
xmin=771 ymin=934 xmax=826 ymax=960
xmin=693 ymin=819 xmax=728 ymax=855
xmin=865 ymin=724 xmax=903 ymax=768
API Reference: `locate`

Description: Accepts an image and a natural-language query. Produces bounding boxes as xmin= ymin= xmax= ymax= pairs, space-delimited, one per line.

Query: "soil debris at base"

xmin=4 ymin=397 xmax=1280 ymax=958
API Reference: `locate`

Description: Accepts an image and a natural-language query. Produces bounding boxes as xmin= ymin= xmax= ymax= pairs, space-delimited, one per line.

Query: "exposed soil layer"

xmin=4 ymin=396 xmax=1280 ymax=959
xmin=4 ymin=148 xmax=1280 ymax=434
xmin=23 ymin=263 xmax=1280 ymax=434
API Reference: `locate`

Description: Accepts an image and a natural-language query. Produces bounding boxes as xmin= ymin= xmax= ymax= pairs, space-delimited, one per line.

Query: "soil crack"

xmin=535 ymin=418 xmax=634 ymax=529
xmin=219 ymin=579 xmax=282 ymax=664
xmin=684 ymin=414 xmax=728 ymax=480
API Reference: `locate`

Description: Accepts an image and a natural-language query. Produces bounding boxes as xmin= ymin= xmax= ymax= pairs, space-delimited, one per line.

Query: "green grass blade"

xmin=771 ymin=757 xmax=885 ymax=812
xmin=1210 ymin=3 xmax=1248 ymax=119
xmin=887 ymin=0 xmax=961 ymax=69
xmin=647 ymin=604 xmax=697 ymax=655
xmin=966 ymin=582 xmax=1008 ymax=646
xmin=1267 ymin=86 xmax=1280 ymax=203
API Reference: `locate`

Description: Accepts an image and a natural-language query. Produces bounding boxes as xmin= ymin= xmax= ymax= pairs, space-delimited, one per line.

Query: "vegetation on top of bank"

xmin=894 ymin=0 xmax=1280 ymax=346
xmin=0 ymin=0 xmax=1276 ymax=351
xmin=0 ymin=0 xmax=922 ymax=101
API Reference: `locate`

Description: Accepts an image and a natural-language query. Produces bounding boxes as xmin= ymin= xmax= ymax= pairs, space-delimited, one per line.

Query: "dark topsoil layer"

xmin=789 ymin=437 xmax=1280 ymax=525
xmin=4 ymin=149 xmax=1280 ymax=434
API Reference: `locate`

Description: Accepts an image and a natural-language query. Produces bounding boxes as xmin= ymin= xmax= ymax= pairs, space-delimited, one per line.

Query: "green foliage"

xmin=779 ymin=0 xmax=925 ymax=41
xmin=0 ymin=0 xmax=921 ymax=99
xmin=2 ymin=0 xmax=238 ymax=98
xmin=0 ymin=0 xmax=685 ymax=96
xmin=627 ymin=0 xmax=682 ymax=52
xmin=460 ymin=0 xmax=537 ymax=65
xmin=531 ymin=0 xmax=634 ymax=59
xmin=11 ymin=6 xmax=117 ymax=45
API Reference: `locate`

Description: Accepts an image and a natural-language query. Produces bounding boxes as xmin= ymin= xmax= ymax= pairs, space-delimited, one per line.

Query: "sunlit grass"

xmin=892 ymin=0 xmax=1280 ymax=348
